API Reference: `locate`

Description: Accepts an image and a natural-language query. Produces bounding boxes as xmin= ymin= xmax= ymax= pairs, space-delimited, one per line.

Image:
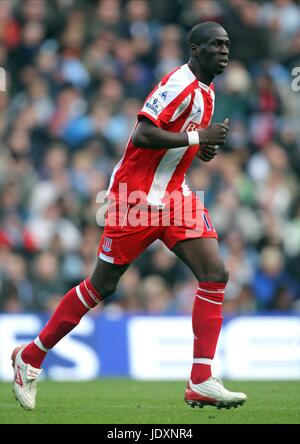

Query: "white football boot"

xmin=11 ymin=345 xmax=42 ymax=411
xmin=185 ymin=377 xmax=247 ymax=409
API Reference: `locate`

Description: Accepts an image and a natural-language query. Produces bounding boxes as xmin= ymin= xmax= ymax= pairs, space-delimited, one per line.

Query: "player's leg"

xmin=172 ymin=237 xmax=247 ymax=408
xmin=22 ymin=258 xmax=129 ymax=366
xmin=12 ymin=200 xmax=161 ymax=410
xmin=12 ymin=258 xmax=129 ymax=410
xmin=89 ymin=258 xmax=130 ymax=296
xmin=172 ymin=237 xmax=227 ymax=381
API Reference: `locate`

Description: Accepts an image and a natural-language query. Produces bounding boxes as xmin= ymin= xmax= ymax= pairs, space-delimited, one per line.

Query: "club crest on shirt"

xmin=145 ymin=96 xmax=163 ymax=115
xmin=103 ymin=236 xmax=112 ymax=253
xmin=159 ymin=90 xmax=168 ymax=101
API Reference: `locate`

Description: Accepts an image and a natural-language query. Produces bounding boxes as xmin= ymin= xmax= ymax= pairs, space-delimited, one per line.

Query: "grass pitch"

xmin=0 ymin=379 xmax=299 ymax=424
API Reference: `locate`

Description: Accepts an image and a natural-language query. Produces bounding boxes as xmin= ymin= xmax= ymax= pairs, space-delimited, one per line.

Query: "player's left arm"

xmin=133 ymin=117 xmax=229 ymax=151
xmin=132 ymin=117 xmax=190 ymax=149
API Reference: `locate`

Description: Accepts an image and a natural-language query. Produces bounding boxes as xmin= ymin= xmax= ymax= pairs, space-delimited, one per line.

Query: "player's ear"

xmin=190 ymin=44 xmax=199 ymax=55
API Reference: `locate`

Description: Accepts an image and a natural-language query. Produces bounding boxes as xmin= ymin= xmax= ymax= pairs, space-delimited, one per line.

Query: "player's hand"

xmin=196 ymin=144 xmax=219 ymax=162
xmin=197 ymin=118 xmax=229 ymax=146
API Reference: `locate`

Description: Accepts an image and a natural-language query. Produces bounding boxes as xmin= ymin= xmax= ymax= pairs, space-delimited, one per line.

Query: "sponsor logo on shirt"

xmin=145 ymin=97 xmax=163 ymax=115
xmin=186 ymin=121 xmax=201 ymax=132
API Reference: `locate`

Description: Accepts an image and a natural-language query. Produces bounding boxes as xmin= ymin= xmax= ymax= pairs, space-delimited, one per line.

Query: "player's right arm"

xmin=132 ymin=117 xmax=229 ymax=150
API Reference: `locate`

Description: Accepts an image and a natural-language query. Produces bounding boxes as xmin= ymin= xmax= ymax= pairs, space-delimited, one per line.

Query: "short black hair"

xmin=188 ymin=22 xmax=226 ymax=45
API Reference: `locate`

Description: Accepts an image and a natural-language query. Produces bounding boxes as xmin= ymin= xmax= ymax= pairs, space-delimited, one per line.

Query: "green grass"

xmin=0 ymin=380 xmax=300 ymax=424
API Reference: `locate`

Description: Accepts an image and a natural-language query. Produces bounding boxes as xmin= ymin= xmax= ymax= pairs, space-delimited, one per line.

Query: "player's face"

xmin=193 ymin=29 xmax=230 ymax=76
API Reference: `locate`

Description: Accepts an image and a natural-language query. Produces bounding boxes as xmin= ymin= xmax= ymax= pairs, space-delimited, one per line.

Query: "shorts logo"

xmin=146 ymin=97 xmax=163 ymax=115
xmin=103 ymin=236 xmax=112 ymax=253
xmin=159 ymin=90 xmax=168 ymax=101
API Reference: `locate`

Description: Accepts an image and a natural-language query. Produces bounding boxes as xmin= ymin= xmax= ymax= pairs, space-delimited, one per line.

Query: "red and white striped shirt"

xmin=107 ymin=63 xmax=215 ymax=206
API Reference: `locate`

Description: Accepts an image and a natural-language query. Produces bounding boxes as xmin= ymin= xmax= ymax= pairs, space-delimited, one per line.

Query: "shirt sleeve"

xmin=138 ymin=76 xmax=191 ymax=128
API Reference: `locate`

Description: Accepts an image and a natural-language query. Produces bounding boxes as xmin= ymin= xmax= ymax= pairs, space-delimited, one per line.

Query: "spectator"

xmin=252 ymin=246 xmax=299 ymax=310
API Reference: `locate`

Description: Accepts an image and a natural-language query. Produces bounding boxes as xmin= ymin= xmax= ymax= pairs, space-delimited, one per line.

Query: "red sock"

xmin=190 ymin=282 xmax=225 ymax=384
xmin=22 ymin=278 xmax=103 ymax=368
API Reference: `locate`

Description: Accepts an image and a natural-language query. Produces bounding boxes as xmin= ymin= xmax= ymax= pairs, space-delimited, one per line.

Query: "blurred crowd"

xmin=0 ymin=0 xmax=300 ymax=315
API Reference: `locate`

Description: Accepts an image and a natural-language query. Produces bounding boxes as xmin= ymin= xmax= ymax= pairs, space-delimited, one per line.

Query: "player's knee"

xmin=90 ymin=278 xmax=118 ymax=298
xmin=201 ymin=263 xmax=229 ymax=284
